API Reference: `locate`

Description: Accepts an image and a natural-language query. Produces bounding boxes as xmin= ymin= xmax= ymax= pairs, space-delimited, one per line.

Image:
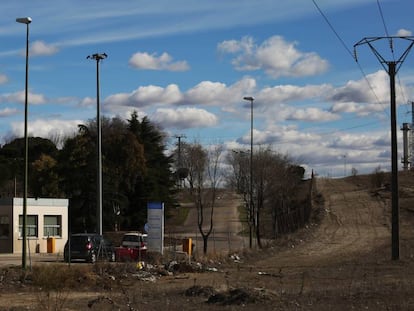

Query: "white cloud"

xmin=10 ymin=118 xmax=81 ymax=139
xmin=0 ymin=90 xmax=47 ymax=105
xmin=104 ymin=77 xmax=256 ymax=109
xmin=152 ymin=107 xmax=218 ymax=129
xmin=0 ymin=108 xmax=18 ymax=117
xmin=328 ymin=133 xmax=388 ymax=150
xmin=327 ymin=70 xmax=405 ymax=116
xmin=129 ymin=52 xmax=189 ymax=71
xmin=218 ymin=35 xmax=329 ymax=78
xmin=104 ymin=84 xmax=183 ymax=108
xmin=286 ymin=107 xmax=339 ymax=122
xmin=30 ymin=41 xmax=59 ymax=56
xmin=184 ymin=78 xmax=255 ymax=105
xmin=396 ymin=28 xmax=412 ymax=36
xmin=78 ymin=96 xmax=96 ymax=107
xmin=258 ymin=83 xmax=332 ymax=104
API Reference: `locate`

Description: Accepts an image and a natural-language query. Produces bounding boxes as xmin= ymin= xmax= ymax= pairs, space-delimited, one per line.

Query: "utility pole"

xmin=174 ymin=134 xmax=186 ymax=187
xmin=175 ymin=134 xmax=186 ymax=167
xmin=243 ymin=96 xmax=254 ymax=248
xmin=411 ymin=101 xmax=414 ymax=170
xmin=401 ymin=123 xmax=410 ymax=171
xmin=343 ymin=154 xmax=347 ymax=177
xmin=87 ymin=53 xmax=107 ymax=235
xmin=16 ymin=16 xmax=32 ymax=270
xmin=354 ymin=36 xmax=414 ymax=260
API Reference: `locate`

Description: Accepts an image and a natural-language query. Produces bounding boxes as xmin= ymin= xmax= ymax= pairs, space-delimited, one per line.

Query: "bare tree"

xmin=227 ymin=147 xmax=304 ymax=247
xmin=183 ymin=143 xmax=223 ymax=254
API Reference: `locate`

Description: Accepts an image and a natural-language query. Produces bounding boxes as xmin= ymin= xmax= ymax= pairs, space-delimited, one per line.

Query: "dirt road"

xmin=167 ymin=190 xmax=247 ymax=255
xmin=264 ymin=177 xmax=391 ymax=266
xmin=218 ymin=177 xmax=414 ymax=310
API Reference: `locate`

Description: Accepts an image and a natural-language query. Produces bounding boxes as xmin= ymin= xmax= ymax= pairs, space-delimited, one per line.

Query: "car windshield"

xmin=70 ymin=236 xmax=90 ymax=244
xmin=123 ymin=235 xmax=141 ymax=242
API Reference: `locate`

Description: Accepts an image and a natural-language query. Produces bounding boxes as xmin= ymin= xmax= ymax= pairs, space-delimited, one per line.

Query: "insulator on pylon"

xmin=389 ymin=38 xmax=394 ymax=53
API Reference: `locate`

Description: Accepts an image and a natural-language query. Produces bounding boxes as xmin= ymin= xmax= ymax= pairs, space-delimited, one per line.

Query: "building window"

xmin=19 ymin=215 xmax=38 ymax=238
xmin=0 ymin=216 xmax=9 ymax=238
xmin=44 ymin=215 xmax=61 ymax=237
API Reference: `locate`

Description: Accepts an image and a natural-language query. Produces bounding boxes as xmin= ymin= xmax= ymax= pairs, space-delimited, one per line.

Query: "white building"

xmin=0 ymin=197 xmax=68 ymax=254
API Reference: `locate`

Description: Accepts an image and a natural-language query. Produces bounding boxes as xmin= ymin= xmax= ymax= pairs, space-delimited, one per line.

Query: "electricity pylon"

xmin=354 ymin=36 xmax=414 ymax=260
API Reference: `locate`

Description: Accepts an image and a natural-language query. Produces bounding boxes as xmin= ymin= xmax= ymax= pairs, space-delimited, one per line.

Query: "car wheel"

xmin=90 ymin=253 xmax=97 ymax=263
xmin=110 ymin=251 xmax=116 ymax=262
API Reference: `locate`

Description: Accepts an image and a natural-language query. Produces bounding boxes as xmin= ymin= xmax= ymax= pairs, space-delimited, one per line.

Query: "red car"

xmin=115 ymin=232 xmax=147 ymax=261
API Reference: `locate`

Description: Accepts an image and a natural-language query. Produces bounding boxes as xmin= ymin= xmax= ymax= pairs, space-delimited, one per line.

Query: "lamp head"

xmin=243 ymin=96 xmax=254 ymax=101
xmin=16 ymin=17 xmax=32 ymax=24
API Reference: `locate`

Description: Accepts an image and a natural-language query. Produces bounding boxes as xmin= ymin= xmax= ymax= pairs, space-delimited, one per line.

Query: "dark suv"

xmin=64 ymin=233 xmax=116 ymax=263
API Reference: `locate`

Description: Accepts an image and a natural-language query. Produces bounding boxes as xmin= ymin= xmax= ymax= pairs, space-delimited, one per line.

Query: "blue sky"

xmin=1 ymin=0 xmax=414 ymax=177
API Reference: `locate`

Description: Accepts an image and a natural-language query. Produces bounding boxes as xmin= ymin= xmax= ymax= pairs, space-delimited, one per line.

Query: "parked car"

xmin=116 ymin=232 xmax=148 ymax=261
xmin=64 ymin=233 xmax=116 ymax=263
xmin=121 ymin=232 xmax=147 ymax=249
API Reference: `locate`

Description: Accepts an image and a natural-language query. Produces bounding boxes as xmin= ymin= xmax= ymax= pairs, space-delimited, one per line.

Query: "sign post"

xmin=147 ymin=202 xmax=164 ymax=254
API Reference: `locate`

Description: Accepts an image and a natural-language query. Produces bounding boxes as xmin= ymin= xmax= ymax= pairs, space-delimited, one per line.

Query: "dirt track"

xmin=269 ymin=177 xmax=391 ymax=266
xmin=167 ymin=189 xmax=247 ymax=254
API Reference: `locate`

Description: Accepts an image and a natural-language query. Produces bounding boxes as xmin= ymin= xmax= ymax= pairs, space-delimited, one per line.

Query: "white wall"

xmin=11 ymin=198 xmax=68 ymax=254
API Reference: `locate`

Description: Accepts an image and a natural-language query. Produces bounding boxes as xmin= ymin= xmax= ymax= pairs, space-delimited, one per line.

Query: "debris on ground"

xmin=230 ymin=253 xmax=242 ymax=263
xmin=206 ymin=288 xmax=257 ymax=305
xmin=185 ymin=285 xmax=216 ymax=297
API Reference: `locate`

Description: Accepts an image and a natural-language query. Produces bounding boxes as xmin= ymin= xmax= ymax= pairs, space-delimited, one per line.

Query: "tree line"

xmin=0 ymin=111 xmax=176 ymax=234
xmin=176 ymin=142 xmax=309 ymax=253
xmin=0 ymin=111 xmax=310 ymax=253
xmin=227 ymin=147 xmax=309 ymax=248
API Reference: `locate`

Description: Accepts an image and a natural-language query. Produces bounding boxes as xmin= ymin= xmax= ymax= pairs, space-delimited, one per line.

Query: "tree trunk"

xmin=203 ymin=235 xmax=208 ymax=254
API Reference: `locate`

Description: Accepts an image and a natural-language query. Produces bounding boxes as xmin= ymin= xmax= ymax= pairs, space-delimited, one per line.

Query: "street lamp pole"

xmin=243 ymin=96 xmax=254 ymax=248
xmin=87 ymin=53 xmax=107 ymax=235
xmin=16 ymin=16 xmax=32 ymax=270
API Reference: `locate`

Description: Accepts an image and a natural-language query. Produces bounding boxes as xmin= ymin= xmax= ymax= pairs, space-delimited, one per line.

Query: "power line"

xmin=376 ymin=0 xmax=391 ymax=39
xmin=376 ymin=0 xmax=409 ymax=116
xmin=311 ymin=0 xmax=354 ymax=59
xmin=311 ymin=0 xmax=389 ymax=118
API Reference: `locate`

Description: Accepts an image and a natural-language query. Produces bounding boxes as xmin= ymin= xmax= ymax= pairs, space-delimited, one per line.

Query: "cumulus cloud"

xmin=78 ymin=96 xmax=96 ymax=107
xmin=237 ymin=125 xmax=321 ymax=146
xmin=257 ymin=83 xmax=332 ymax=105
xmin=152 ymin=107 xmax=218 ymax=129
xmin=0 ymin=90 xmax=47 ymax=105
xmin=0 ymin=108 xmax=18 ymax=117
xmin=328 ymin=133 xmax=386 ymax=150
xmin=129 ymin=52 xmax=189 ymax=71
xmin=327 ymin=70 xmax=402 ymax=116
xmin=10 ymin=118 xmax=81 ymax=140
xmin=183 ymin=77 xmax=255 ymax=105
xmin=30 ymin=40 xmax=59 ymax=56
xmin=104 ymin=77 xmax=256 ymax=109
xmin=217 ymin=35 xmax=329 ymax=78
xmin=396 ymin=28 xmax=412 ymax=36
xmin=105 ymin=84 xmax=182 ymax=108
xmin=286 ymin=107 xmax=339 ymax=122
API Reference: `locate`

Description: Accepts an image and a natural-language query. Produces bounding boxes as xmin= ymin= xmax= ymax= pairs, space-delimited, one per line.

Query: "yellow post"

xmin=47 ymin=237 xmax=55 ymax=253
xmin=182 ymin=238 xmax=192 ymax=256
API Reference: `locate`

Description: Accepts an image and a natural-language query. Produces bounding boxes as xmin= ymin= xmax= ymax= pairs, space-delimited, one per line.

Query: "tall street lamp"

xmin=16 ymin=16 xmax=32 ymax=270
xmin=87 ymin=53 xmax=107 ymax=235
xmin=243 ymin=96 xmax=254 ymax=248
